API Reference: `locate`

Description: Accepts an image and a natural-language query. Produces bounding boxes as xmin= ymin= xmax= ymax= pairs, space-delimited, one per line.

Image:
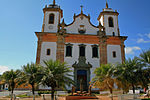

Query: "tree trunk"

xmin=11 ymin=88 xmax=14 ymax=100
xmin=109 ymin=87 xmax=113 ymax=100
xmin=132 ymin=83 xmax=135 ymax=94
xmin=51 ymin=87 xmax=55 ymax=100
xmin=32 ymin=84 xmax=35 ymax=100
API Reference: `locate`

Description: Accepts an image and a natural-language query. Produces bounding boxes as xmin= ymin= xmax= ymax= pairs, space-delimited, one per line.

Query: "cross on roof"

xmin=80 ymin=5 xmax=83 ymax=13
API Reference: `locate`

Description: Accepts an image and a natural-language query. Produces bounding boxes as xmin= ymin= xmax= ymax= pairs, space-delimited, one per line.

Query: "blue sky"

xmin=0 ymin=0 xmax=150 ymax=74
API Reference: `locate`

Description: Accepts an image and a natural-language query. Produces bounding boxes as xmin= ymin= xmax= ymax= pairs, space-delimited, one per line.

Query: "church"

xmin=35 ymin=0 xmax=127 ymax=90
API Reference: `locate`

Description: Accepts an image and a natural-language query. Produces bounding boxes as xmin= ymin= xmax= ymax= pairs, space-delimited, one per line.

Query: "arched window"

xmin=108 ymin=17 xmax=114 ymax=27
xmin=49 ymin=14 xmax=55 ymax=24
xmin=66 ymin=46 xmax=72 ymax=57
xmin=92 ymin=46 xmax=98 ymax=58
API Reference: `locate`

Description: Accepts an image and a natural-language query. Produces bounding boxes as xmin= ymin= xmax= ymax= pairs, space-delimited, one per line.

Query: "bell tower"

xmin=97 ymin=1 xmax=120 ymax=36
xmin=42 ymin=0 xmax=63 ymax=33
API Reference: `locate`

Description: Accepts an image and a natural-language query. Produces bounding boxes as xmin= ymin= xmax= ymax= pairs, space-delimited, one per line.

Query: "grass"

xmin=5 ymin=93 xmax=40 ymax=98
xmin=141 ymin=99 xmax=150 ymax=100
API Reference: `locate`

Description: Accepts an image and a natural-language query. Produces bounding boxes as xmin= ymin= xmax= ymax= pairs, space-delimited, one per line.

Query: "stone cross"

xmin=80 ymin=5 xmax=83 ymax=13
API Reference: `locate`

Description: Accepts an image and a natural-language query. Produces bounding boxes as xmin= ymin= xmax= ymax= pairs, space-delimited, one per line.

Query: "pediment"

xmin=65 ymin=13 xmax=99 ymax=34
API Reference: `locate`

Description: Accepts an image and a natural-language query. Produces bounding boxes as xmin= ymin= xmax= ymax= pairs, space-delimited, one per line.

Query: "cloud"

xmin=147 ymin=33 xmax=150 ymax=39
xmin=125 ymin=46 xmax=141 ymax=55
xmin=137 ymin=38 xmax=150 ymax=43
xmin=0 ymin=66 xmax=10 ymax=75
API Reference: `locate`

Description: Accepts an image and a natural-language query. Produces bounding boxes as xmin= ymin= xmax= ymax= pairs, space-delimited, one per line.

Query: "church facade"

xmin=35 ymin=0 xmax=127 ymax=90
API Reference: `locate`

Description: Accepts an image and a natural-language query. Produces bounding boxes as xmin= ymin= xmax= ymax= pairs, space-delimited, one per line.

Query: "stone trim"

xmin=120 ymin=38 xmax=127 ymax=63
xmin=43 ymin=8 xmax=63 ymax=18
xmin=65 ymin=43 xmax=73 ymax=57
xmin=42 ymin=12 xmax=46 ymax=32
xmin=79 ymin=44 xmax=86 ymax=47
xmin=65 ymin=43 xmax=73 ymax=46
xmin=91 ymin=44 xmax=99 ymax=58
xmin=56 ymin=35 xmax=65 ymax=63
xmin=36 ymin=35 xmax=43 ymax=64
xmin=91 ymin=44 xmax=98 ymax=47
xmin=99 ymin=37 xmax=107 ymax=64
xmin=97 ymin=11 xmax=119 ymax=20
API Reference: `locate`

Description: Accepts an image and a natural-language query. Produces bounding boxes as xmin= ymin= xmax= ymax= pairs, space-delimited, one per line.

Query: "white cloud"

xmin=147 ymin=33 xmax=150 ymax=39
xmin=125 ymin=46 xmax=141 ymax=55
xmin=137 ymin=38 xmax=150 ymax=43
xmin=0 ymin=66 xmax=10 ymax=75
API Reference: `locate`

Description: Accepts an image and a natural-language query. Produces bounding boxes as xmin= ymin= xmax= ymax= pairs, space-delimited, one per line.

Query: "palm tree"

xmin=115 ymin=58 xmax=141 ymax=94
xmin=22 ymin=63 xmax=43 ymax=100
xmin=2 ymin=69 xmax=21 ymax=100
xmin=137 ymin=49 xmax=150 ymax=90
xmin=40 ymin=60 xmax=74 ymax=100
xmin=113 ymin=65 xmax=130 ymax=94
xmin=138 ymin=49 xmax=150 ymax=66
xmin=93 ymin=64 xmax=115 ymax=97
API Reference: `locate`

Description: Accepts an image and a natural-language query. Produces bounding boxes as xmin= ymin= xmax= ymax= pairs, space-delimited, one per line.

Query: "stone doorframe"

xmin=72 ymin=57 xmax=92 ymax=91
xmin=74 ymin=68 xmax=90 ymax=91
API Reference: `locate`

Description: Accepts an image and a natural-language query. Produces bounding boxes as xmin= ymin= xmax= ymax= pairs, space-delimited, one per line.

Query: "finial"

xmin=61 ymin=19 xmax=65 ymax=29
xmin=80 ymin=5 xmax=83 ymax=14
xmin=88 ymin=14 xmax=90 ymax=18
xmin=106 ymin=0 xmax=108 ymax=8
xmin=98 ymin=22 xmax=103 ymax=30
xmin=53 ymin=0 xmax=55 ymax=5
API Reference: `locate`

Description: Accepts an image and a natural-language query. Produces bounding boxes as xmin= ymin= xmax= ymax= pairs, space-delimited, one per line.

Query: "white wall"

xmin=40 ymin=42 xmax=57 ymax=66
xmin=64 ymin=43 xmax=100 ymax=81
xmin=44 ymin=11 xmax=60 ymax=33
xmin=107 ymin=45 xmax=122 ymax=64
xmin=66 ymin=16 xmax=99 ymax=34
xmin=103 ymin=15 xmax=119 ymax=36
xmin=100 ymin=16 xmax=104 ymax=26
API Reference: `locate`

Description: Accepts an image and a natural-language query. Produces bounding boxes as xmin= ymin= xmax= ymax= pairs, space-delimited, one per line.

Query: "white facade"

xmin=107 ymin=45 xmax=122 ymax=64
xmin=99 ymin=8 xmax=119 ymax=36
xmin=40 ymin=42 xmax=57 ymax=65
xmin=64 ymin=43 xmax=100 ymax=81
xmin=36 ymin=2 xmax=127 ymax=90
xmin=43 ymin=7 xmax=62 ymax=33
xmin=103 ymin=15 xmax=119 ymax=36
xmin=66 ymin=16 xmax=99 ymax=34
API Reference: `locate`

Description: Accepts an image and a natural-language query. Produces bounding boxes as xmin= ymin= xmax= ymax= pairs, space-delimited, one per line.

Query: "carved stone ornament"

xmin=72 ymin=57 xmax=92 ymax=68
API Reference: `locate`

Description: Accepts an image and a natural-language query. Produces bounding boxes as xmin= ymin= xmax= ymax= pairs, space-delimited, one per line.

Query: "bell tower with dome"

xmin=98 ymin=1 xmax=120 ymax=36
xmin=42 ymin=0 xmax=63 ymax=33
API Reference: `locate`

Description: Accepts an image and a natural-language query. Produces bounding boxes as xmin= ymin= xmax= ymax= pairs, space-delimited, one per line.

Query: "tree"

xmin=115 ymin=58 xmax=140 ymax=94
xmin=136 ymin=50 xmax=150 ymax=90
xmin=93 ymin=64 xmax=115 ymax=96
xmin=2 ymin=69 xmax=21 ymax=100
xmin=113 ymin=64 xmax=130 ymax=94
xmin=40 ymin=60 xmax=74 ymax=100
xmin=138 ymin=49 xmax=150 ymax=66
xmin=22 ymin=63 xmax=43 ymax=100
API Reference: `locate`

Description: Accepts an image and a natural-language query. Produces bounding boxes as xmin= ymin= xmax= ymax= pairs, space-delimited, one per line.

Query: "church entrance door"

xmin=77 ymin=70 xmax=87 ymax=91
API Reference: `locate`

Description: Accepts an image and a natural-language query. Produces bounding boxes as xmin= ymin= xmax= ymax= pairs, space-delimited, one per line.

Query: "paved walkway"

xmin=0 ymin=91 xmax=30 ymax=97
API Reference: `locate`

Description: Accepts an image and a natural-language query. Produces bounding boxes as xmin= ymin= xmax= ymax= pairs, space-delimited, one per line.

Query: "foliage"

xmin=40 ymin=60 xmax=74 ymax=100
xmin=114 ymin=58 xmax=142 ymax=94
xmin=2 ymin=69 xmax=21 ymax=100
xmin=138 ymin=49 xmax=150 ymax=66
xmin=93 ymin=64 xmax=115 ymax=94
xmin=136 ymin=49 xmax=150 ymax=89
xmin=38 ymin=91 xmax=52 ymax=95
xmin=21 ymin=63 xmax=43 ymax=100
